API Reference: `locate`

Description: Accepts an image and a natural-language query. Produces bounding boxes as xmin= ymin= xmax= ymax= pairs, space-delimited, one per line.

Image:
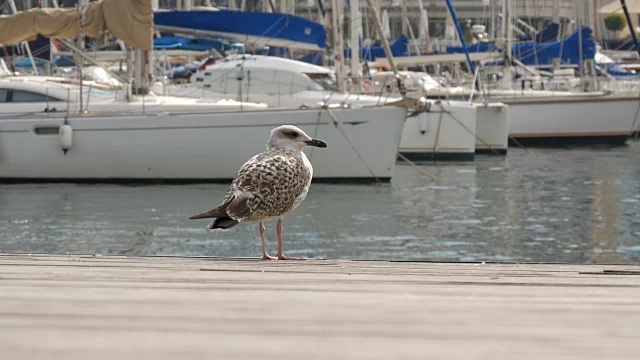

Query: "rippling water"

xmin=2 ymin=142 xmax=640 ymax=264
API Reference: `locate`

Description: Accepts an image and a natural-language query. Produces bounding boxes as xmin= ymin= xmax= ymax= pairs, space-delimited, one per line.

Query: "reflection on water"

xmin=1 ymin=142 xmax=640 ymax=264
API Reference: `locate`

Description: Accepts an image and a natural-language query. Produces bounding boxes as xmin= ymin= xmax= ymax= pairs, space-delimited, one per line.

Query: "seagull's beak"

xmin=305 ymin=138 xmax=327 ymax=148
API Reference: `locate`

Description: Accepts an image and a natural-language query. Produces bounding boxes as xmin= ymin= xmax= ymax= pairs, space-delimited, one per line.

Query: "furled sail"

xmin=154 ymin=10 xmax=326 ymax=51
xmin=0 ymin=0 xmax=152 ymax=51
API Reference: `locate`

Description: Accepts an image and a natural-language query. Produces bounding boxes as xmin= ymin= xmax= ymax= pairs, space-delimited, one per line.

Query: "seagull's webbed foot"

xmin=261 ymin=254 xmax=277 ymax=260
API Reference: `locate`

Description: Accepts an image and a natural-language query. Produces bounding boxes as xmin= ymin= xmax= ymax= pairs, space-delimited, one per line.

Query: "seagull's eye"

xmin=287 ymin=131 xmax=298 ymax=138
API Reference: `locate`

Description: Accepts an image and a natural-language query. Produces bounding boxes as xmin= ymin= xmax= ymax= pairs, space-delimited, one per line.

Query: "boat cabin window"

xmin=0 ymin=89 xmax=8 ymax=102
xmin=11 ymin=90 xmax=60 ymax=102
xmin=305 ymin=73 xmax=338 ymax=91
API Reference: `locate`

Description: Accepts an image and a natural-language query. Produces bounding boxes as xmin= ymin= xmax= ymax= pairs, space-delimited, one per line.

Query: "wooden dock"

xmin=1 ymin=253 xmax=640 ymax=360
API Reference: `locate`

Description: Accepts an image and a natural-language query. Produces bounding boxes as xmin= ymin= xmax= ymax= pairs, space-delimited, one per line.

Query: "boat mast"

xmin=48 ymin=0 xmax=133 ymax=97
xmin=365 ymin=0 xmax=398 ymax=75
xmin=501 ymin=0 xmax=512 ymax=89
xmin=416 ymin=0 xmax=431 ymax=52
xmin=331 ymin=0 xmax=345 ymax=91
xmin=42 ymin=0 xmax=59 ymax=75
xmin=592 ymin=0 xmax=598 ymax=41
xmin=400 ymin=0 xmax=408 ymax=36
xmin=350 ymin=0 xmax=362 ymax=90
xmin=444 ymin=0 xmax=475 ymax=75
xmin=365 ymin=0 xmax=404 ymax=94
xmin=490 ymin=0 xmax=496 ymax=40
xmin=77 ymin=0 xmax=90 ymax=112
xmin=7 ymin=0 xmax=39 ymax=75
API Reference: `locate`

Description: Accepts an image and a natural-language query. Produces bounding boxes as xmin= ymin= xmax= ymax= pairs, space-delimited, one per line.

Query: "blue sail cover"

xmin=597 ymin=62 xmax=639 ymax=77
xmin=154 ymin=36 xmax=244 ymax=53
xmin=447 ymin=27 xmax=596 ymax=67
xmin=514 ymin=27 xmax=595 ymax=66
xmin=343 ymin=35 xmax=409 ymax=61
xmin=15 ymin=58 xmax=46 ymax=67
xmin=154 ymin=10 xmax=326 ymax=51
xmin=447 ymin=42 xmax=496 ymax=54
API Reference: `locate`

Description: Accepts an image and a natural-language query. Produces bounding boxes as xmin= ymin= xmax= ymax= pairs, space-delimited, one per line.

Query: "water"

xmin=1 ymin=142 xmax=640 ymax=264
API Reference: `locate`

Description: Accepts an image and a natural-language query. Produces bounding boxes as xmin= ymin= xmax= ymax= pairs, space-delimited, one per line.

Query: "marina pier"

xmin=2 ymin=253 xmax=640 ymax=359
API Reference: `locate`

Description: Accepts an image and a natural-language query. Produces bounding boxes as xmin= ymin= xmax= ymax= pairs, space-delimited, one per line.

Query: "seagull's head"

xmin=267 ymin=125 xmax=327 ymax=151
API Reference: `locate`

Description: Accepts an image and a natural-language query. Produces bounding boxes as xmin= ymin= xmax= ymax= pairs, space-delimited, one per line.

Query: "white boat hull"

xmin=474 ymin=103 xmax=509 ymax=153
xmin=399 ymin=101 xmax=476 ymax=160
xmin=500 ymin=95 xmax=637 ymax=144
xmin=176 ymin=86 xmax=483 ymax=160
xmin=0 ymin=106 xmax=406 ymax=181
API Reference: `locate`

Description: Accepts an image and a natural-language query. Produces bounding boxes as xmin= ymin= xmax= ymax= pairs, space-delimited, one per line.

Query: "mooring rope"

xmin=396 ymin=152 xmax=437 ymax=181
xmin=322 ymin=104 xmax=382 ymax=183
xmin=431 ymin=107 xmax=445 ymax=160
xmin=434 ymin=102 xmax=507 ymax=156
xmin=629 ymin=94 xmax=640 ymax=139
xmin=507 ymin=135 xmax=529 ymax=152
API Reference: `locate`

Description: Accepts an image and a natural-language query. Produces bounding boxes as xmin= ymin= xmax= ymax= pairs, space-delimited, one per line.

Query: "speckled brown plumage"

xmin=222 ymin=147 xmax=312 ymax=223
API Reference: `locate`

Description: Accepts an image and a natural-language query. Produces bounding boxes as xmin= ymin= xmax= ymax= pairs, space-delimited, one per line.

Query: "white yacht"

xmin=380 ymin=70 xmax=638 ymax=146
xmin=486 ymin=89 xmax=639 ymax=145
xmin=0 ymin=75 xmax=406 ymax=181
xmin=170 ymin=55 xmax=501 ymax=160
xmin=364 ymin=70 xmax=509 ymax=155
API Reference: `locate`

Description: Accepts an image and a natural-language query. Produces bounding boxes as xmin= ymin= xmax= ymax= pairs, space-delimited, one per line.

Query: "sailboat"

xmin=0 ymin=0 xmax=407 ymax=181
xmin=173 ymin=53 xmax=494 ymax=160
xmin=476 ymin=25 xmax=639 ymax=145
xmin=161 ymin=0 xmax=504 ymax=160
xmin=416 ymin=4 xmax=639 ymax=145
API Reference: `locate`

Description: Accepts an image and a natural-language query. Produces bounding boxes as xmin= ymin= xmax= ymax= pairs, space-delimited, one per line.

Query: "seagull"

xmin=189 ymin=125 xmax=327 ymax=260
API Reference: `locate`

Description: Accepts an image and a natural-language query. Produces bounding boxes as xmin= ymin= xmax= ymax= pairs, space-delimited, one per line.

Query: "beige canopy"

xmin=0 ymin=0 xmax=152 ymax=51
xmin=599 ymin=0 xmax=640 ymax=14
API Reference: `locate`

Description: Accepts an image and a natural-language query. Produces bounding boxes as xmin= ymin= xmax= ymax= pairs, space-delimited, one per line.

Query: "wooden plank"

xmin=1 ymin=253 xmax=640 ymax=360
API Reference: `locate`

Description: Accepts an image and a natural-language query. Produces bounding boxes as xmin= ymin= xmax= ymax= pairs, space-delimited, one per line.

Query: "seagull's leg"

xmin=259 ymin=222 xmax=276 ymax=260
xmin=276 ymin=218 xmax=304 ymax=260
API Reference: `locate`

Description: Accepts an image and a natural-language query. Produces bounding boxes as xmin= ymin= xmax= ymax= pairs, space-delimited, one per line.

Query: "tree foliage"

xmin=604 ymin=14 xmax=626 ymax=32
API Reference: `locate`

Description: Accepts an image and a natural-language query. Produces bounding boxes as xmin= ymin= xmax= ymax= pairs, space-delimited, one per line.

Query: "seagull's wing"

xmin=230 ymin=152 xmax=310 ymax=220
xmin=225 ymin=192 xmax=253 ymax=220
xmin=188 ymin=153 xmax=265 ymax=222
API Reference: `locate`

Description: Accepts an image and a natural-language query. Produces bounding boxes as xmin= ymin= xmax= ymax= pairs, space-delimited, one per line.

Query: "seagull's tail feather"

xmin=190 ymin=197 xmax=240 ymax=229
xmin=189 ymin=205 xmax=227 ymax=220
xmin=208 ymin=217 xmax=239 ymax=229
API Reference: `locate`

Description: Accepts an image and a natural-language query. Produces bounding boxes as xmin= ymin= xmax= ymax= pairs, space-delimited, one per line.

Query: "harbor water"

xmin=1 ymin=142 xmax=640 ymax=264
